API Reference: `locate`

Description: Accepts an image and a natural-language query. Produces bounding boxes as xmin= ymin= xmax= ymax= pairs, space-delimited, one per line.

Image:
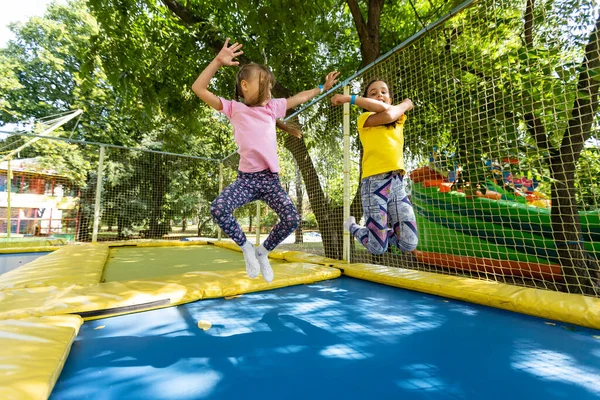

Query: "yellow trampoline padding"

xmin=108 ymin=240 xmax=209 ymax=248
xmin=338 ymin=262 xmax=600 ymax=330
xmin=0 ymin=262 xmax=341 ymax=321
xmin=0 ymin=238 xmax=66 ymax=249
xmin=0 ymin=244 xmax=108 ymax=291
xmin=213 ymin=240 xmax=241 ymax=252
xmin=0 ymin=315 xmax=82 ymax=400
xmin=212 ymin=241 xmax=340 ymax=267
xmin=0 ymin=286 xmax=75 ymax=320
xmin=276 ymin=250 xmax=339 ymax=266
xmin=0 ymin=246 xmax=61 ymax=254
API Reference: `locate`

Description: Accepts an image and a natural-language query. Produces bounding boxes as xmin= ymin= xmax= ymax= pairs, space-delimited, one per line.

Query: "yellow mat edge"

xmin=212 ymin=240 xmax=240 ymax=252
xmin=0 ymin=314 xmax=82 ymax=400
xmin=0 ymin=244 xmax=109 ymax=291
xmin=0 ymin=259 xmax=341 ymax=322
xmin=335 ymin=262 xmax=600 ymax=330
xmin=211 ymin=241 xmax=340 ymax=266
xmin=0 ymin=246 xmax=60 ymax=254
xmin=80 ymin=265 xmax=342 ymax=321
xmin=106 ymin=239 xmax=210 ymax=248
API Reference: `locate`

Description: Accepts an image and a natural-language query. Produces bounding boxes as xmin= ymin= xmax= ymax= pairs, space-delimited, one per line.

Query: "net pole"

xmin=91 ymin=146 xmax=105 ymax=243
xmin=6 ymin=159 xmax=11 ymax=238
xmin=217 ymin=163 xmax=223 ymax=241
xmin=343 ymin=85 xmax=351 ymax=262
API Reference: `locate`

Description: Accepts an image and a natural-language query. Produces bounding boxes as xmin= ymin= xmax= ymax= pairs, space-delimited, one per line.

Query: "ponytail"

xmin=276 ymin=119 xmax=303 ymax=138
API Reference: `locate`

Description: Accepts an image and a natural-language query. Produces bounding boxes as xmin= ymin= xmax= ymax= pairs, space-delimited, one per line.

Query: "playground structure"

xmin=0 ymin=110 xmax=83 ymax=240
xmin=0 ymin=158 xmax=79 ymax=237
xmin=409 ymin=162 xmax=599 ymax=281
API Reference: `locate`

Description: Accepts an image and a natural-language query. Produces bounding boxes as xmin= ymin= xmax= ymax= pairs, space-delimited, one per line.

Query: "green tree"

xmin=0 ymin=0 xmax=234 ymax=241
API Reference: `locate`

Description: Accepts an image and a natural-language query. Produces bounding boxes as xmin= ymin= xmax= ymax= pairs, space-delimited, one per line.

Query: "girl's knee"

xmin=210 ymin=202 xmax=227 ymax=220
xmin=282 ymin=204 xmax=300 ymax=230
xmin=399 ymin=237 xmax=418 ymax=252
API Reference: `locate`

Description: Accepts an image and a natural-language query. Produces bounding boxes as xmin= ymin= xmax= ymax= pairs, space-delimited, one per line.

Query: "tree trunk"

xmin=117 ymin=214 xmax=127 ymax=240
xmin=197 ymin=217 xmax=212 ymax=236
xmin=550 ymin=15 xmax=600 ymax=295
xmin=347 ymin=0 xmax=384 ymax=66
xmin=148 ymin=155 xmax=169 ymax=238
xmin=284 ymin=134 xmax=341 ymax=258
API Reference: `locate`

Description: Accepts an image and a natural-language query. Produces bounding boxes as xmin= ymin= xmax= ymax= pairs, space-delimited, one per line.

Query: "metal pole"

xmin=91 ymin=146 xmax=105 ymax=243
xmin=255 ymin=201 xmax=261 ymax=246
xmin=343 ymin=85 xmax=351 ymax=263
xmin=217 ymin=163 xmax=223 ymax=241
xmin=6 ymin=159 xmax=11 ymax=238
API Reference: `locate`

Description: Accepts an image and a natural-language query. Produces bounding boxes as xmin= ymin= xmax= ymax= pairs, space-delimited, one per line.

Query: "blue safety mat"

xmin=52 ymin=277 xmax=600 ymax=400
xmin=0 ymin=251 xmax=50 ymax=275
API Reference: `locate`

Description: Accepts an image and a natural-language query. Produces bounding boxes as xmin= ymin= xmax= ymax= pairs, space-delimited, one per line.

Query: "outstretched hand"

xmin=216 ymin=38 xmax=244 ymax=66
xmin=323 ymin=71 xmax=340 ymax=91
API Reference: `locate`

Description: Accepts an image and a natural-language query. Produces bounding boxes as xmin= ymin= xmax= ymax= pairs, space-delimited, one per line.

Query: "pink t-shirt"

xmin=219 ymin=97 xmax=287 ymax=173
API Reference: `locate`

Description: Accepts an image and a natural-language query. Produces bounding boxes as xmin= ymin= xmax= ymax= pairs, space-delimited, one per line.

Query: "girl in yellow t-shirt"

xmin=331 ymin=79 xmax=418 ymax=255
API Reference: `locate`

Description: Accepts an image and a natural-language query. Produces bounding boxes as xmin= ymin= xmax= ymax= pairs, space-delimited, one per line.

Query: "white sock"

xmin=343 ymin=216 xmax=356 ymax=232
xmin=256 ymin=244 xmax=274 ymax=283
xmin=240 ymin=241 xmax=260 ymax=278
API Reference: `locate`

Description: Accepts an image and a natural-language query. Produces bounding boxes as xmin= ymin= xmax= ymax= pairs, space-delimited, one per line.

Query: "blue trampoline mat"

xmin=52 ymin=277 xmax=600 ymax=400
xmin=0 ymin=251 xmax=50 ymax=275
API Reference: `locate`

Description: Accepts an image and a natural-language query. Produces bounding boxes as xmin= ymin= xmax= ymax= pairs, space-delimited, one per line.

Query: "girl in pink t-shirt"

xmin=192 ymin=38 xmax=338 ymax=282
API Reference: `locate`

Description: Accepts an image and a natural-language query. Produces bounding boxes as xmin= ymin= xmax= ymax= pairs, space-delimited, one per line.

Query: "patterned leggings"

xmin=210 ymin=170 xmax=300 ymax=251
xmin=349 ymin=171 xmax=419 ymax=255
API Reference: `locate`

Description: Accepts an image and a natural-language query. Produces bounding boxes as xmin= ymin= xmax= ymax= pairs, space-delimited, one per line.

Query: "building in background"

xmin=0 ymin=158 xmax=79 ymax=238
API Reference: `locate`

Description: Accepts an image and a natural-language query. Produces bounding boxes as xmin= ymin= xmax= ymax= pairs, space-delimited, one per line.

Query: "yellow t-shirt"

xmin=357 ymin=112 xmax=407 ymax=179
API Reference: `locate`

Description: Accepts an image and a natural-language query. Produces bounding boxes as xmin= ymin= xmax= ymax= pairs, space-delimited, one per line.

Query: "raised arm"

xmin=286 ymin=71 xmax=340 ymax=110
xmin=331 ymin=94 xmax=414 ymax=127
xmin=191 ymin=38 xmax=243 ymax=111
xmin=362 ymin=99 xmax=413 ymax=127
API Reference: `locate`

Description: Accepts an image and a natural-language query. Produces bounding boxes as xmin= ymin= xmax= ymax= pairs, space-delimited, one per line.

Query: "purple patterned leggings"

xmin=349 ymin=171 xmax=419 ymax=255
xmin=210 ymin=170 xmax=300 ymax=251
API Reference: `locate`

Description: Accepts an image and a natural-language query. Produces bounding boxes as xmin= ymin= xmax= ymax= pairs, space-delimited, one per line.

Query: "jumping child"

xmin=331 ymin=79 xmax=418 ymax=255
xmin=192 ymin=38 xmax=339 ymax=281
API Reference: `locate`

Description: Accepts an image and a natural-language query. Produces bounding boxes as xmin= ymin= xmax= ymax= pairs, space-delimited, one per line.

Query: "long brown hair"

xmin=234 ymin=63 xmax=274 ymax=106
xmin=235 ymin=63 xmax=303 ymax=138
xmin=363 ymin=78 xmax=398 ymax=128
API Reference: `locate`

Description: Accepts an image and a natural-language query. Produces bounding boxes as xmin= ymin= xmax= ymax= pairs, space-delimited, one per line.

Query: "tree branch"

xmin=346 ymin=0 xmax=382 ymax=65
xmin=367 ymin=0 xmax=384 ymax=34
xmin=522 ymin=0 xmax=552 ymax=151
xmin=346 ymin=0 xmax=368 ymax=45
xmin=161 ymin=0 xmax=202 ymax=24
xmin=160 ymin=0 xmax=292 ymax=98
xmin=407 ymin=0 xmax=426 ymax=30
xmin=524 ymin=0 xmax=534 ymax=46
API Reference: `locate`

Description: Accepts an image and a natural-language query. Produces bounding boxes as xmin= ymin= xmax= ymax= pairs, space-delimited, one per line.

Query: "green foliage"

xmin=303 ymin=212 xmax=318 ymax=229
xmin=576 ymin=147 xmax=600 ymax=210
xmin=30 ymin=137 xmax=92 ymax=186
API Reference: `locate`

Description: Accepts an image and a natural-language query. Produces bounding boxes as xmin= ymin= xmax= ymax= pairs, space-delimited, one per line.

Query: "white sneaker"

xmin=241 ymin=242 xmax=260 ymax=278
xmin=343 ymin=216 xmax=356 ymax=232
xmin=256 ymin=244 xmax=274 ymax=283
